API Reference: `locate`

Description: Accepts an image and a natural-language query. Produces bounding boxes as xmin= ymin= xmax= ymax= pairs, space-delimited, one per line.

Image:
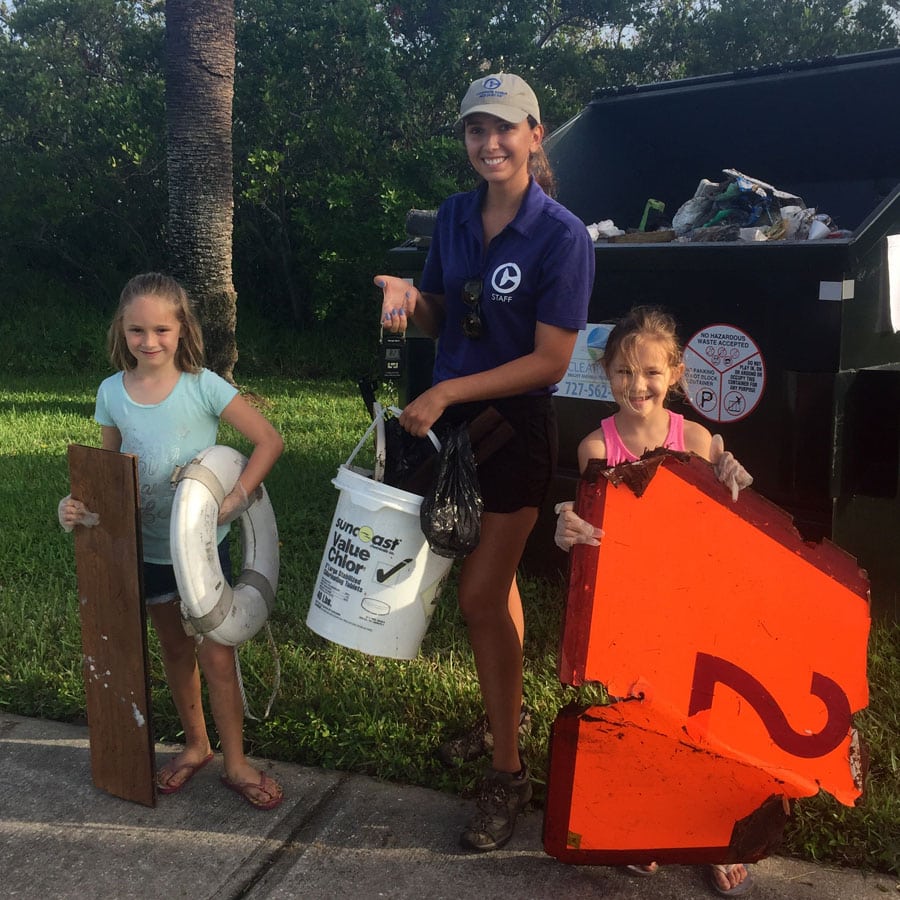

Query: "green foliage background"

xmin=2 ymin=0 xmax=899 ymax=327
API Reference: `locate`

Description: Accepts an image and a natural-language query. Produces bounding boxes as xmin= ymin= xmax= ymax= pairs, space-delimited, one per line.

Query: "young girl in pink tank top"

xmin=578 ymin=306 xmax=719 ymax=469
xmin=555 ymin=306 xmax=754 ymax=897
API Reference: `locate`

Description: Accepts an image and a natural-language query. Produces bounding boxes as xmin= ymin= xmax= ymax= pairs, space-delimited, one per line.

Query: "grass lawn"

xmin=1 ymin=369 xmax=897 ymax=875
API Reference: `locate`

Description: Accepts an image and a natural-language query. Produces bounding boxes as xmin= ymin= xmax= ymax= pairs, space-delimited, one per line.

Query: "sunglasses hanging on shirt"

xmin=461 ymin=278 xmax=483 ymax=339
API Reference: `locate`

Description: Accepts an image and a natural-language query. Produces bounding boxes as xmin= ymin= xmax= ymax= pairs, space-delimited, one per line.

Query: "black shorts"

xmin=436 ymin=394 xmax=558 ymax=513
xmin=143 ymin=537 xmax=233 ymax=605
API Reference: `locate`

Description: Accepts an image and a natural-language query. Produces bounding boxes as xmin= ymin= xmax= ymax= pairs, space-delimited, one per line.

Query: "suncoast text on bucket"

xmin=328 ymin=516 xmax=403 ymax=574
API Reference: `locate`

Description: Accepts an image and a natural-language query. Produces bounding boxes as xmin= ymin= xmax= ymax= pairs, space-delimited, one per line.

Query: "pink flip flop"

xmin=220 ymin=770 xmax=283 ymax=810
xmin=156 ymin=751 xmax=214 ymax=795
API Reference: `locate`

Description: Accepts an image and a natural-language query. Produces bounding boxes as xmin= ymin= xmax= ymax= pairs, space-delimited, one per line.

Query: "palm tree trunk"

xmin=165 ymin=0 xmax=237 ymax=381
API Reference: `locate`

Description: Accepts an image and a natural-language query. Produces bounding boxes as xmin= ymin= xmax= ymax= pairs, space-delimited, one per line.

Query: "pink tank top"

xmin=601 ymin=412 xmax=685 ymax=465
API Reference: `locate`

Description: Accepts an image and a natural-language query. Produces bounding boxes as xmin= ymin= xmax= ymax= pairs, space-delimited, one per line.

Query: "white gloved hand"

xmin=217 ymin=482 xmax=261 ymax=526
xmin=554 ymin=501 xmax=603 ymax=552
xmin=57 ymin=494 xmax=100 ymax=532
xmin=710 ymin=435 xmax=753 ymax=502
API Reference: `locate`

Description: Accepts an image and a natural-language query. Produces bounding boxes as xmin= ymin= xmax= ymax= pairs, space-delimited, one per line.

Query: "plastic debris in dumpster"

xmin=543 ymin=450 xmax=870 ymax=865
xmin=591 ymin=168 xmax=839 ymax=244
xmin=670 ymin=168 xmax=835 ymax=243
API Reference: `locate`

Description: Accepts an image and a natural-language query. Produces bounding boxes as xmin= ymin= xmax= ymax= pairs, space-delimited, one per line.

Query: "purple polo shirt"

xmin=420 ymin=177 xmax=594 ymax=394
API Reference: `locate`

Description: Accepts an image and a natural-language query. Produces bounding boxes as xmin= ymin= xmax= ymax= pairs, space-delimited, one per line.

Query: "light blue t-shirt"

xmin=94 ymin=368 xmax=238 ymax=564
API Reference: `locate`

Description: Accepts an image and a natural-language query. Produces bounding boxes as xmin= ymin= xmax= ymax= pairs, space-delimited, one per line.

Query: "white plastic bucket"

xmin=307 ymin=409 xmax=452 ymax=659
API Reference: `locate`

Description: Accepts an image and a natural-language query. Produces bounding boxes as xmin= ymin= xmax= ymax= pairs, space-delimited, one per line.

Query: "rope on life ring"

xmin=170 ymin=445 xmax=279 ymax=647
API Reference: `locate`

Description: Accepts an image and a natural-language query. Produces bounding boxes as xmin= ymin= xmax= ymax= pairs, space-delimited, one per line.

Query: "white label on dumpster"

xmin=683 ymin=324 xmax=765 ymax=423
xmin=556 ymin=323 xmax=614 ymax=401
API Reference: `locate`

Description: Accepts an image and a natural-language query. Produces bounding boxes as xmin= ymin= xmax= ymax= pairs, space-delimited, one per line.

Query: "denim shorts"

xmin=143 ymin=537 xmax=233 ymax=605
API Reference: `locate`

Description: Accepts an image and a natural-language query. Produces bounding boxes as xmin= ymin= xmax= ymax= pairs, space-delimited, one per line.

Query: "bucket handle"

xmin=345 ymin=405 xmax=441 ymax=469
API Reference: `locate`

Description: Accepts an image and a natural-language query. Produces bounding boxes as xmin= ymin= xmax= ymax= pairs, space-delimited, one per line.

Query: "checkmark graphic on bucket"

xmin=376 ymin=558 xmax=413 ymax=583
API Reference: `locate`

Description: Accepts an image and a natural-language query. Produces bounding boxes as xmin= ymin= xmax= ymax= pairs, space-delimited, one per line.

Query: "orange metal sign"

xmin=545 ymin=451 xmax=869 ymax=864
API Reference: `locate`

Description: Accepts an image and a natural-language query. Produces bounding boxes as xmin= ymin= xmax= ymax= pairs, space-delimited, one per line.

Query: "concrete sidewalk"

xmin=1 ymin=712 xmax=895 ymax=899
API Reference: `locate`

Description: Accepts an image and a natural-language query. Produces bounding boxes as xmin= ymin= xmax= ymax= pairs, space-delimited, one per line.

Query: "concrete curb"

xmin=1 ymin=714 xmax=895 ymax=899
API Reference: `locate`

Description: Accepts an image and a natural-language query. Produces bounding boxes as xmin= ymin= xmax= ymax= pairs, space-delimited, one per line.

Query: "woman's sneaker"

xmin=436 ymin=706 xmax=531 ymax=768
xmin=459 ymin=764 xmax=533 ymax=852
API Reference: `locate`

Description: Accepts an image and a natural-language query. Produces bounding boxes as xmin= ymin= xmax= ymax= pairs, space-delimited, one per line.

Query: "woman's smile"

xmin=464 ymin=113 xmax=542 ymax=187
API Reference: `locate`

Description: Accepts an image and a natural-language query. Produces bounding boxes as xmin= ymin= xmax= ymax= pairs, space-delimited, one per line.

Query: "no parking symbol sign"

xmin=684 ymin=324 xmax=766 ymax=423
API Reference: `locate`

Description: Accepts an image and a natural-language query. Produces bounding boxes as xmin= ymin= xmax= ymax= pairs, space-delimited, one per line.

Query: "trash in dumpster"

xmin=391 ymin=174 xmax=841 ymax=249
xmin=587 ymin=197 xmax=673 ymax=242
xmin=638 ymin=198 xmax=667 ymax=231
xmin=670 ymin=168 xmax=834 ymax=242
xmin=544 ymin=450 xmax=870 ymax=865
xmin=586 ymin=219 xmax=625 ymax=241
xmin=588 ymin=168 xmax=837 ymax=244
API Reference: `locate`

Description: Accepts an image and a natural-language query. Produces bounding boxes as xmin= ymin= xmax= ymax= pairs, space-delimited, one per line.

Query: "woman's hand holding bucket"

xmin=395 ymin=385 xmax=450 ymax=439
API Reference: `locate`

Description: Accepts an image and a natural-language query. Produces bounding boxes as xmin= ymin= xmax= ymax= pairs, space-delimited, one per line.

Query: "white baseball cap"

xmin=458 ymin=73 xmax=541 ymax=125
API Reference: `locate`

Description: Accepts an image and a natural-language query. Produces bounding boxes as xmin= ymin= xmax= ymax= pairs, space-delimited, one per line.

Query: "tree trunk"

xmin=165 ymin=0 xmax=237 ymax=381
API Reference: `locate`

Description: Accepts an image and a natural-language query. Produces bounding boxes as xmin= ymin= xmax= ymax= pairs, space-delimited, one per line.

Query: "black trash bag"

xmin=420 ymin=423 xmax=483 ymax=559
xmin=382 ymin=416 xmax=439 ymax=489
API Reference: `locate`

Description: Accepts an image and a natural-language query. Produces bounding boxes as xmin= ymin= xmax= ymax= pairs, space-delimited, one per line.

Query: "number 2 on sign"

xmin=687 ymin=652 xmax=851 ymax=759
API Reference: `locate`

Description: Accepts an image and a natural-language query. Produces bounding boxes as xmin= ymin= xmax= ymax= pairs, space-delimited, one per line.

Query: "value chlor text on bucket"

xmin=307 ymin=408 xmax=453 ymax=660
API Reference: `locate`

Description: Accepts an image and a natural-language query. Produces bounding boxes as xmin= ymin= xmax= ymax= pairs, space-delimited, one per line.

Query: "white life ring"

xmin=169 ymin=445 xmax=279 ymax=647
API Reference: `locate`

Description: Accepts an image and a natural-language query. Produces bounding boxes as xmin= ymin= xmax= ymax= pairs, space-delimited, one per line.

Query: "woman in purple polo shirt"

xmin=375 ymin=72 xmax=594 ymax=852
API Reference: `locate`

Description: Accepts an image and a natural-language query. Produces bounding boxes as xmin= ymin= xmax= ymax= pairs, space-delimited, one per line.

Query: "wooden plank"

xmin=67 ymin=445 xmax=155 ymax=807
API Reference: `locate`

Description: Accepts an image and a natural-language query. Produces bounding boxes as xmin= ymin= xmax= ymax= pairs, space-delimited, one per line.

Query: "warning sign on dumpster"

xmin=684 ymin=324 xmax=765 ymax=423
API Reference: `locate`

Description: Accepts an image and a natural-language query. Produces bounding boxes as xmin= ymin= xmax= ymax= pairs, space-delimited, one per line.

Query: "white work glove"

xmin=710 ymin=434 xmax=753 ymax=502
xmin=554 ymin=501 xmax=603 ymax=552
xmin=217 ymin=482 xmax=261 ymax=526
xmin=57 ymin=494 xmax=100 ymax=533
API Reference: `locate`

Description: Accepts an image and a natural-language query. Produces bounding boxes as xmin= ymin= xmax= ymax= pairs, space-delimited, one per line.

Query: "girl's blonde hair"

xmin=107 ymin=272 xmax=205 ymax=373
xmin=603 ymin=305 xmax=687 ymax=401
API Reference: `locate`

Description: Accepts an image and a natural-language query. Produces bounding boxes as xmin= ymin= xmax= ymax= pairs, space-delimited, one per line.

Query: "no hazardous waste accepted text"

xmin=684 ymin=324 xmax=766 ymax=424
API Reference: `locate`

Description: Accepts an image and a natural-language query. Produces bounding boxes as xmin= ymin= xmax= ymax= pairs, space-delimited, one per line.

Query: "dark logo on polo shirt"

xmin=490 ymin=263 xmax=521 ymax=303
